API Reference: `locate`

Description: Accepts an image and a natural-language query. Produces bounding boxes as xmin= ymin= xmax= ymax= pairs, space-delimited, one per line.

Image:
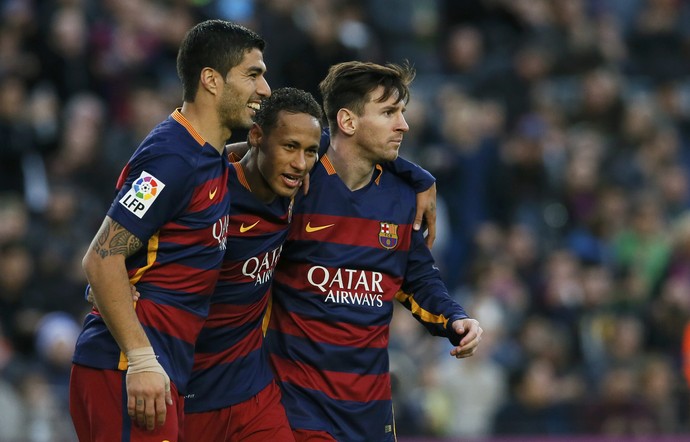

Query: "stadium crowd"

xmin=1 ymin=0 xmax=690 ymax=440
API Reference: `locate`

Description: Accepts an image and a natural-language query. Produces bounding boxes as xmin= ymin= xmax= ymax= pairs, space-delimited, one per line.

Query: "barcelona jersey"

xmin=265 ymin=154 xmax=468 ymax=441
xmin=184 ymin=162 xmax=293 ymax=412
xmin=72 ymin=110 xmax=231 ymax=395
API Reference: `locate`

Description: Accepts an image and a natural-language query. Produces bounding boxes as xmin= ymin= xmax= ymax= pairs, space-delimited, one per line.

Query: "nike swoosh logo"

xmin=305 ymin=222 xmax=335 ymax=233
xmin=209 ymin=187 xmax=218 ymax=200
xmin=240 ymin=220 xmax=260 ymax=233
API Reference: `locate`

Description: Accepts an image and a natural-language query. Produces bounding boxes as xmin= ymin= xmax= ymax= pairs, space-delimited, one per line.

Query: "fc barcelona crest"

xmin=379 ymin=222 xmax=399 ymax=249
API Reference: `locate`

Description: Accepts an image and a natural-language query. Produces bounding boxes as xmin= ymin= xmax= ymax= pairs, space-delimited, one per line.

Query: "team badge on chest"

xmin=378 ymin=222 xmax=399 ymax=250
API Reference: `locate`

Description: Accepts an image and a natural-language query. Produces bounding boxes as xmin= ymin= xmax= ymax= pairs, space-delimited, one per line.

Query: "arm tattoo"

xmin=93 ymin=219 xmax=144 ymax=259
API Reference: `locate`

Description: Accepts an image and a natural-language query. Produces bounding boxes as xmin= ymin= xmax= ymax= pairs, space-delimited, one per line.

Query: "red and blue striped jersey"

xmin=265 ymin=154 xmax=467 ymax=441
xmin=72 ymin=110 xmax=231 ymax=394
xmin=184 ymin=162 xmax=292 ymax=412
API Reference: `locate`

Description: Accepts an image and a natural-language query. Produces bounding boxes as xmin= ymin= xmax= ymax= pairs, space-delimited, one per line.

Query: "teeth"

xmin=248 ymin=103 xmax=260 ymax=110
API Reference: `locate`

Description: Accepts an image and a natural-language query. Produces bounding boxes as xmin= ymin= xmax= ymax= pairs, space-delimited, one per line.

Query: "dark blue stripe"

xmin=195 ymin=319 xmax=261 ymax=352
xmin=279 ymin=382 xmax=395 ymax=441
xmin=266 ymin=330 xmax=389 ymax=375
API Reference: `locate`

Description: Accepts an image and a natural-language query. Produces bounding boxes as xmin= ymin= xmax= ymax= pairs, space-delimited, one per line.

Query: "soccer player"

xmin=69 ymin=20 xmax=270 ymax=441
xmin=264 ymin=61 xmax=483 ymax=442
xmin=183 ymin=87 xmax=322 ymax=441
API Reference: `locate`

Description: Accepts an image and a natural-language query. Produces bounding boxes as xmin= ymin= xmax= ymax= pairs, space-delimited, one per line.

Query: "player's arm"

xmin=384 ymin=156 xmax=437 ymax=248
xmin=396 ymin=227 xmax=482 ymax=358
xmin=226 ymin=141 xmax=250 ymax=159
xmin=82 ymin=216 xmax=172 ymax=431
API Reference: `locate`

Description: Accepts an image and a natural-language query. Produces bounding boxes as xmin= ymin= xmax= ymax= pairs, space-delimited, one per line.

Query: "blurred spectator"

xmin=0 ymin=242 xmax=44 ymax=354
xmin=34 ymin=312 xmax=81 ymax=408
xmin=583 ymin=365 xmax=656 ymax=436
xmin=435 ymin=294 xmax=508 ymax=438
xmin=639 ymin=354 xmax=683 ymax=433
xmin=492 ymin=357 xmax=580 ymax=435
xmin=649 ymin=212 xmax=690 ymax=357
xmin=626 ymin=0 xmax=690 ymax=84
xmin=611 ymin=191 xmax=672 ymax=307
xmin=0 ymin=74 xmax=49 ymax=211
xmin=38 ymin=4 xmax=97 ymax=102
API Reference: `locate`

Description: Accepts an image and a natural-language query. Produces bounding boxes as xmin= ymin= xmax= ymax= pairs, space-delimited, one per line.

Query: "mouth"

xmin=247 ymin=102 xmax=260 ymax=114
xmin=281 ymin=173 xmax=303 ymax=188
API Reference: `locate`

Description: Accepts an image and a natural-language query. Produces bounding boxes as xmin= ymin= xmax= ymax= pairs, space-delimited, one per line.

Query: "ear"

xmin=248 ymin=123 xmax=263 ymax=149
xmin=199 ymin=67 xmax=221 ymax=95
xmin=336 ymin=108 xmax=356 ymax=136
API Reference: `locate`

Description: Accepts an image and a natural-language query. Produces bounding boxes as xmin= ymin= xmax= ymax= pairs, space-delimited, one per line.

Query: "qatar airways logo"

xmin=212 ymin=215 xmax=230 ymax=251
xmin=242 ymin=245 xmax=282 ymax=285
xmin=307 ymin=266 xmax=385 ymax=308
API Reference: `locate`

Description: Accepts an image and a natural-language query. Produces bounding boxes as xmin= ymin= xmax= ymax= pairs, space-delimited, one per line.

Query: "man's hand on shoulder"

xmin=414 ymin=182 xmax=437 ymax=249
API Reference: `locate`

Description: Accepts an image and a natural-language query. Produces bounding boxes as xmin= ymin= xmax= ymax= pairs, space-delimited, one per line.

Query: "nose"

xmin=291 ymin=150 xmax=307 ymax=171
xmin=257 ymin=76 xmax=271 ymax=98
xmin=398 ymin=114 xmax=409 ymax=132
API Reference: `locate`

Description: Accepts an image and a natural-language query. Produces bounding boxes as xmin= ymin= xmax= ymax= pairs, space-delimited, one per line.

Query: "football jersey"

xmin=72 ymin=110 xmax=231 ymax=394
xmin=185 ymin=162 xmax=293 ymax=412
xmin=265 ymin=154 xmax=468 ymax=441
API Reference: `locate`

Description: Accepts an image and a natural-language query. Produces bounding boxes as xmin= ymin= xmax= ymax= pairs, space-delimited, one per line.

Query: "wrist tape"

xmin=125 ymin=347 xmax=170 ymax=391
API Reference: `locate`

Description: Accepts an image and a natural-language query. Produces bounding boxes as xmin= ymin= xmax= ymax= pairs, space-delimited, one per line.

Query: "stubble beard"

xmin=218 ymin=90 xmax=251 ymax=131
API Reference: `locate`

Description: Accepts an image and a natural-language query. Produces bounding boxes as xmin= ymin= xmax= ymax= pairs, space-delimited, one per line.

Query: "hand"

xmin=414 ymin=183 xmax=437 ymax=249
xmin=449 ymin=318 xmax=482 ymax=359
xmin=87 ymin=285 xmax=140 ymax=307
xmin=126 ymin=347 xmax=173 ymax=430
xmin=126 ymin=371 xmax=171 ymax=430
xmin=301 ymin=171 xmax=311 ymax=195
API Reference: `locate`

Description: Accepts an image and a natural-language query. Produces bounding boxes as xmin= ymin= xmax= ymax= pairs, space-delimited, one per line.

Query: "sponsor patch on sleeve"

xmin=118 ymin=171 xmax=166 ymax=219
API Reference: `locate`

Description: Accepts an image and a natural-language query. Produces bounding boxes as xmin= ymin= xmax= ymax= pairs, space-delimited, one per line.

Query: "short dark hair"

xmin=318 ymin=61 xmax=415 ymax=134
xmin=253 ymin=87 xmax=323 ymax=134
xmin=177 ymin=19 xmax=265 ymax=102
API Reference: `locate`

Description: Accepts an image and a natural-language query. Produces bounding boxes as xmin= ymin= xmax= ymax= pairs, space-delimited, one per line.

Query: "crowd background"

xmin=1 ymin=0 xmax=690 ymax=440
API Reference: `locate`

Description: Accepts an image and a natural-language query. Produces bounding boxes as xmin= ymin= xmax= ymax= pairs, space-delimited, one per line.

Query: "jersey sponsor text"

xmin=308 ymin=265 xmax=385 ymax=307
xmin=213 ymin=215 xmax=230 ymax=251
xmin=242 ymin=245 xmax=283 ymax=285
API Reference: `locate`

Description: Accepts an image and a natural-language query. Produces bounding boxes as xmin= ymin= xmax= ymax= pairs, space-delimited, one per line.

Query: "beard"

xmin=217 ymin=89 xmax=252 ymax=131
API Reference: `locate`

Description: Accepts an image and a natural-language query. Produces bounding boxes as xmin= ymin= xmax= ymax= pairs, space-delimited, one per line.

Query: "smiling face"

xmin=217 ymin=48 xmax=270 ymax=131
xmin=249 ymin=110 xmax=321 ymax=201
xmin=352 ymin=86 xmax=409 ymax=163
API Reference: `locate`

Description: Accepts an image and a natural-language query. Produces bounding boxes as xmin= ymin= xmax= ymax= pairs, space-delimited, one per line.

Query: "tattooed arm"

xmin=82 ymin=216 xmax=172 ymax=430
xmin=82 ymin=216 xmax=149 ymax=352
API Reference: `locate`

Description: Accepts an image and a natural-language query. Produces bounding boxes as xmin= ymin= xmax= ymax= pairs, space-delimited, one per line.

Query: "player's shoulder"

xmin=144 ymin=119 xmax=199 ymax=154
xmin=132 ymin=122 xmax=214 ymax=172
xmin=378 ymin=166 xmax=417 ymax=196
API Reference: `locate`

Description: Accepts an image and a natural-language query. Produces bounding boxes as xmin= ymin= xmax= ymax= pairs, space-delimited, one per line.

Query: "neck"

xmin=180 ymin=101 xmax=230 ymax=154
xmin=239 ymin=149 xmax=276 ymax=203
xmin=326 ymin=137 xmax=376 ymax=191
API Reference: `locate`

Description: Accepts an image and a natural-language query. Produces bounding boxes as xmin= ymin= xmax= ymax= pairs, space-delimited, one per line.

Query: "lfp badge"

xmin=379 ymin=222 xmax=399 ymax=250
xmin=119 ymin=171 xmax=166 ymax=219
xmin=133 ymin=174 xmax=161 ymax=200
